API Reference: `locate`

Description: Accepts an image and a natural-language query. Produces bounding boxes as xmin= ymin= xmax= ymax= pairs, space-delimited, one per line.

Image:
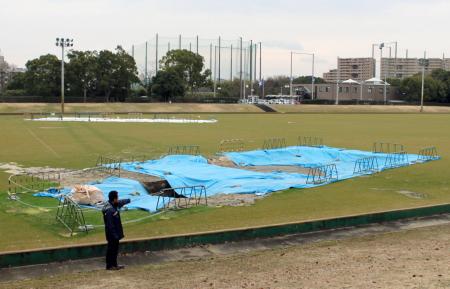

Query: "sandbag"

xmin=71 ymin=185 xmax=105 ymax=206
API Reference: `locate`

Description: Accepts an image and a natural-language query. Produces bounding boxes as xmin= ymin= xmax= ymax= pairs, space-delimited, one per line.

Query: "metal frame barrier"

xmin=95 ymin=156 xmax=121 ymax=177
xmin=262 ymin=138 xmax=287 ymax=150
xmin=306 ymin=164 xmax=339 ymax=185
xmin=167 ymin=145 xmax=201 ymax=156
xmin=55 ymin=195 xmax=88 ymax=236
xmin=156 ymin=186 xmax=207 ymax=211
xmin=353 ymin=156 xmax=379 ymax=175
xmin=418 ymin=147 xmax=439 ymax=162
xmin=8 ymin=172 xmax=61 ymax=195
xmin=298 ymin=136 xmax=324 ymax=147
xmin=219 ymin=139 xmax=245 ymax=153
xmin=373 ymin=142 xmax=405 ymax=154
xmin=383 ymin=151 xmax=409 ymax=168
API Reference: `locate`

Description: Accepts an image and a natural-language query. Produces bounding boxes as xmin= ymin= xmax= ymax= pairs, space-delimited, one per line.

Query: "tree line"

xmin=7 ymin=46 xmax=139 ymax=102
xmin=391 ymin=69 xmax=450 ymax=103
xmin=4 ymin=46 xmax=450 ymax=103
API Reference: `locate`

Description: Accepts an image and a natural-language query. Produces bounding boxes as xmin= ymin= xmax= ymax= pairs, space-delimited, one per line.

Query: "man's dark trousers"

xmin=106 ymin=238 xmax=119 ymax=269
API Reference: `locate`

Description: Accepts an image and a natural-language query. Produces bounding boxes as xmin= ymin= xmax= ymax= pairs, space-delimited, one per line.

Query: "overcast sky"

xmin=1 ymin=0 xmax=449 ymax=77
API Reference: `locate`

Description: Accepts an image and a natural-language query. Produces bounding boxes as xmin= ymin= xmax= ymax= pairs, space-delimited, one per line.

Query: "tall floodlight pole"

xmin=290 ymin=51 xmax=293 ymax=97
xmin=214 ymin=45 xmax=217 ymax=97
xmin=55 ymin=38 xmax=73 ymax=116
xmin=379 ymin=43 xmax=387 ymax=104
xmin=131 ymin=45 xmax=135 ymax=58
xmin=336 ymin=56 xmax=340 ymax=105
xmin=196 ymin=35 xmax=199 ymax=55
xmin=249 ymin=40 xmax=253 ymax=95
xmin=254 ymin=44 xmax=257 ymax=82
xmin=230 ymin=44 xmax=233 ymax=80
xmin=259 ymin=42 xmax=263 ymax=98
xmin=178 ymin=35 xmax=181 ymax=49
xmin=218 ymin=37 xmax=221 ymax=83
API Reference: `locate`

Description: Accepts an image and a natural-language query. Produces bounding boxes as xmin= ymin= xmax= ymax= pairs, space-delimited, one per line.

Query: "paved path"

xmin=1 ymin=213 xmax=450 ymax=283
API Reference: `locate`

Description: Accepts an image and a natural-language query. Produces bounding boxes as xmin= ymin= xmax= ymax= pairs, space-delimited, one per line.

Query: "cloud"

xmin=0 ymin=0 xmax=449 ymax=77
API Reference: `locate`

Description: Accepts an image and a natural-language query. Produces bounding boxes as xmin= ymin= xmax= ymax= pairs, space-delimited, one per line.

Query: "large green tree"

xmin=23 ymin=54 xmax=61 ymax=96
xmin=66 ymin=50 xmax=98 ymax=102
xmin=151 ymin=70 xmax=185 ymax=101
xmin=399 ymin=74 xmax=447 ymax=103
xmin=96 ymin=46 xmax=139 ymax=102
xmin=160 ymin=49 xmax=211 ymax=94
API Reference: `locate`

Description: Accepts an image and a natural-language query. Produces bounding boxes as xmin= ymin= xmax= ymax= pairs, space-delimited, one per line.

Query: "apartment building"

xmin=380 ymin=57 xmax=450 ymax=79
xmin=323 ymin=58 xmax=376 ymax=83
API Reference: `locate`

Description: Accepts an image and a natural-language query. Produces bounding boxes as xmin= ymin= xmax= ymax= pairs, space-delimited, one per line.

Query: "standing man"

xmin=102 ymin=190 xmax=130 ymax=270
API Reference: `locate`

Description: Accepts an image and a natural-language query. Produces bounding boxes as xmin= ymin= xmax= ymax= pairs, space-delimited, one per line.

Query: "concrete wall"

xmin=1 ymin=203 xmax=449 ymax=268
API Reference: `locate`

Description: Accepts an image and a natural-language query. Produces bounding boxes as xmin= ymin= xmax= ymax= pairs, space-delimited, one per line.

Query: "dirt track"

xmin=3 ymin=222 xmax=449 ymax=289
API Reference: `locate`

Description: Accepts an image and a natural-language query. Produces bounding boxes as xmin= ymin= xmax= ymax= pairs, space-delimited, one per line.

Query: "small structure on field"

xmin=219 ymin=139 xmax=245 ymax=153
xmin=353 ymin=156 xmax=379 ymax=175
xmin=306 ymin=164 xmax=339 ymax=185
xmin=373 ymin=142 xmax=405 ymax=154
xmin=167 ymin=145 xmax=200 ymax=156
xmin=298 ymin=136 xmax=324 ymax=147
xmin=418 ymin=147 xmax=439 ymax=162
xmin=262 ymin=138 xmax=287 ymax=150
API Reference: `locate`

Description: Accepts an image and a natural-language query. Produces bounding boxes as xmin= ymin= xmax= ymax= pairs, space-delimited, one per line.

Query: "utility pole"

xmin=230 ymin=44 xmax=233 ymax=80
xmin=311 ymin=53 xmax=315 ymax=100
xmin=55 ymin=38 xmax=73 ymax=116
xmin=419 ymin=51 xmax=429 ymax=113
xmin=290 ymin=51 xmax=293 ymax=97
xmin=144 ymin=41 xmax=148 ymax=85
xmin=155 ymin=33 xmax=159 ymax=72
xmin=218 ymin=36 xmax=221 ymax=83
xmin=336 ymin=56 xmax=340 ymax=105
xmin=249 ymin=40 xmax=253 ymax=96
xmin=209 ymin=43 xmax=213 ymax=80
xmin=379 ymin=43 xmax=387 ymax=104
xmin=196 ymin=35 xmax=199 ymax=55
xmin=259 ymin=42 xmax=263 ymax=98
xmin=214 ymin=45 xmax=217 ymax=97
xmin=239 ymin=37 xmax=243 ymax=100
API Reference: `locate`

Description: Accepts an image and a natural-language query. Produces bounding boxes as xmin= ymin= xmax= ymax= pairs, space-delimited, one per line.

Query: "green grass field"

xmin=0 ymin=112 xmax=449 ymax=252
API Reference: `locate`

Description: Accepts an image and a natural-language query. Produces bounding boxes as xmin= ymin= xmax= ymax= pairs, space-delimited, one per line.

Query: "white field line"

xmin=27 ymin=129 xmax=61 ymax=158
xmin=26 ymin=117 xmax=218 ymax=124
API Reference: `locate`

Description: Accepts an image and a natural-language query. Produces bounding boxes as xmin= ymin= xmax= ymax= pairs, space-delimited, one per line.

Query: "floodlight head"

xmin=56 ymin=38 xmax=59 ymax=42
xmin=379 ymin=43 xmax=385 ymax=49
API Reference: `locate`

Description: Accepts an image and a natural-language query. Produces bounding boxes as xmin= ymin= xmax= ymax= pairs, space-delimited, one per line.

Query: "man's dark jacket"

xmin=102 ymin=199 xmax=130 ymax=241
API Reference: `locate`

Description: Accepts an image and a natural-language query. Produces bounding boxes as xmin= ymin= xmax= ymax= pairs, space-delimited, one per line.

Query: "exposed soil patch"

xmin=207 ymin=193 xmax=263 ymax=207
xmin=397 ymin=190 xmax=427 ymax=199
xmin=2 ymin=162 xmax=264 ymax=208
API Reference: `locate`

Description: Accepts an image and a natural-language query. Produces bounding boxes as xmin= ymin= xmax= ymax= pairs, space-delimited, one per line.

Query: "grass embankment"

xmin=0 ymin=103 xmax=263 ymax=114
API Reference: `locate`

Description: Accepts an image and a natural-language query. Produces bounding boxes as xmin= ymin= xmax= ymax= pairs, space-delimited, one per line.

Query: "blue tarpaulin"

xmin=35 ymin=146 xmax=437 ymax=213
xmin=225 ymin=146 xmax=423 ymax=179
xmin=120 ymin=155 xmax=309 ymax=196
